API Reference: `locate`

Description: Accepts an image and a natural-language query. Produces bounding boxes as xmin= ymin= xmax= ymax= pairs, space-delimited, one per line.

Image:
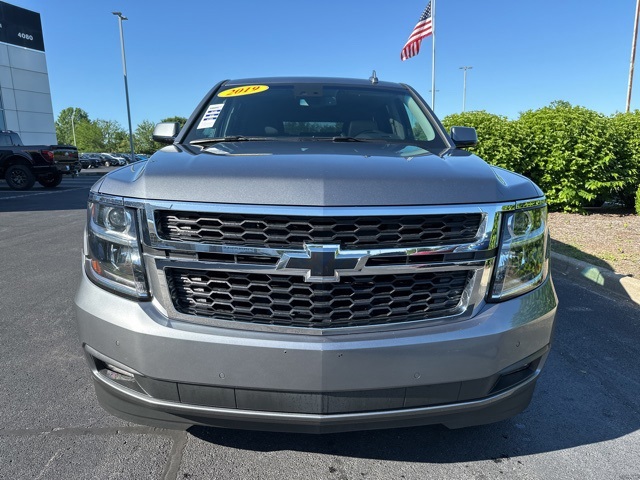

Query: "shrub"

xmin=636 ymin=184 xmax=640 ymax=215
xmin=442 ymin=111 xmax=527 ymax=174
xmin=517 ymin=101 xmax=622 ymax=211
xmin=609 ymin=112 xmax=640 ymax=208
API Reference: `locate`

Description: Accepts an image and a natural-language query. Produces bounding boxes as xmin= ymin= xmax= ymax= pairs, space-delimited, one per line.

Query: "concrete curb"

xmin=551 ymin=251 xmax=640 ymax=305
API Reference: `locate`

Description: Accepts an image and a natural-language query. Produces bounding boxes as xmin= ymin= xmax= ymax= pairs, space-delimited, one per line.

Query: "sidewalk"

xmin=551 ymin=252 xmax=640 ymax=305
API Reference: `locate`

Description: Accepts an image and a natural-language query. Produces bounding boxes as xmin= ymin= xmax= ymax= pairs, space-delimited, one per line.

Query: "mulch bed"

xmin=548 ymin=211 xmax=640 ymax=278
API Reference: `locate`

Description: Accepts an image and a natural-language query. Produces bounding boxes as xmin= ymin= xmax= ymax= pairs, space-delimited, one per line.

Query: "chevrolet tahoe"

xmin=75 ymin=77 xmax=557 ymax=433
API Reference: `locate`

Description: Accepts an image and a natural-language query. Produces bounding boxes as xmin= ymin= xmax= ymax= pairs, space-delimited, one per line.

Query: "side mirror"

xmin=450 ymin=126 xmax=478 ymax=148
xmin=152 ymin=122 xmax=180 ymax=144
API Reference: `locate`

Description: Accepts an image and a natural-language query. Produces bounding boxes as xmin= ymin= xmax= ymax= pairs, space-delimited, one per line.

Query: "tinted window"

xmin=10 ymin=133 xmax=22 ymax=146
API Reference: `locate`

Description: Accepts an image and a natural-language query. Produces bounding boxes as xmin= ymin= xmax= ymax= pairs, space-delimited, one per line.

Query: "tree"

xmin=161 ymin=116 xmax=188 ymax=128
xmin=55 ymin=107 xmax=90 ymax=145
xmin=95 ymin=119 xmax=127 ymax=152
xmin=75 ymin=121 xmax=105 ymax=152
xmin=134 ymin=119 xmax=163 ymax=154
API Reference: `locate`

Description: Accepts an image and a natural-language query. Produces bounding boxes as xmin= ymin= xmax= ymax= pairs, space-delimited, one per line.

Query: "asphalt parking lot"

xmin=1 ymin=175 xmax=639 ymax=479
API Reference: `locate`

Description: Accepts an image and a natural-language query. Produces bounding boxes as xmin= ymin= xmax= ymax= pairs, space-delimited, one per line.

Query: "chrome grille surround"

xmin=121 ymin=198 xmax=546 ymax=335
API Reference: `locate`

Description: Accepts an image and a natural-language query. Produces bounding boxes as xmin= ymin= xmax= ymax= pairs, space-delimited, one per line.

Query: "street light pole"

xmin=70 ymin=108 xmax=77 ymax=146
xmin=626 ymin=0 xmax=640 ymax=113
xmin=112 ymin=12 xmax=135 ymax=161
xmin=459 ymin=66 xmax=473 ymax=112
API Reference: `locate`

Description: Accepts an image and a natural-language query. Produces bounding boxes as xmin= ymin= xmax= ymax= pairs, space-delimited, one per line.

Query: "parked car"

xmin=100 ymin=153 xmax=126 ymax=167
xmin=0 ymin=130 xmax=79 ymax=190
xmin=90 ymin=154 xmax=107 ymax=166
xmin=119 ymin=153 xmax=132 ymax=163
xmin=118 ymin=153 xmax=146 ymax=164
xmin=120 ymin=153 xmax=142 ymax=164
xmin=76 ymin=76 xmax=558 ymax=433
xmin=83 ymin=153 xmax=105 ymax=166
xmin=79 ymin=153 xmax=98 ymax=169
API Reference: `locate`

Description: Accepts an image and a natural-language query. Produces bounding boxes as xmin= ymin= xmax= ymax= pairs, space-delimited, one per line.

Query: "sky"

xmin=7 ymin=0 xmax=640 ymax=129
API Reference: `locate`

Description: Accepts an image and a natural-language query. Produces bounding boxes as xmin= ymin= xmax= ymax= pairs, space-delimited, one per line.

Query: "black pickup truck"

xmin=0 ymin=130 xmax=80 ymax=190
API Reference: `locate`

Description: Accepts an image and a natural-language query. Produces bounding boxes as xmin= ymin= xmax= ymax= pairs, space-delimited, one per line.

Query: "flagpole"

xmin=627 ymin=0 xmax=640 ymax=112
xmin=431 ymin=0 xmax=436 ymax=110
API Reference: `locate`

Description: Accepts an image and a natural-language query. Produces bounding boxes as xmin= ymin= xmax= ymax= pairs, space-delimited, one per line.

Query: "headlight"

xmin=490 ymin=205 xmax=549 ymax=301
xmin=84 ymin=194 xmax=149 ymax=299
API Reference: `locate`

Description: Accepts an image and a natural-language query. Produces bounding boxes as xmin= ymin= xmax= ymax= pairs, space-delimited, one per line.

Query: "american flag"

xmin=401 ymin=2 xmax=433 ymax=61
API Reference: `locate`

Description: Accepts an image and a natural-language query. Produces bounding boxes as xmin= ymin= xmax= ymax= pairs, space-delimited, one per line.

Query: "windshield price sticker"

xmin=197 ymin=104 xmax=224 ymax=129
xmin=218 ymin=85 xmax=269 ymax=98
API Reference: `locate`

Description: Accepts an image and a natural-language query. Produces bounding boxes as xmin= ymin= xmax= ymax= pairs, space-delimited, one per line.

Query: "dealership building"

xmin=0 ymin=1 xmax=56 ymax=145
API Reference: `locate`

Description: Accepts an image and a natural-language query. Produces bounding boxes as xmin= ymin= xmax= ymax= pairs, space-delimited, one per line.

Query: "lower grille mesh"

xmin=166 ymin=268 xmax=471 ymax=328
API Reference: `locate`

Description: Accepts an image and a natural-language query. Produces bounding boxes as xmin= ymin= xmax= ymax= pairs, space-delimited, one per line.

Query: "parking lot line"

xmin=0 ymin=187 xmax=87 ymax=200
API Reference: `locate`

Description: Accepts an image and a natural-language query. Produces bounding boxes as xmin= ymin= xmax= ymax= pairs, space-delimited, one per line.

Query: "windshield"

xmin=184 ymin=83 xmax=447 ymax=148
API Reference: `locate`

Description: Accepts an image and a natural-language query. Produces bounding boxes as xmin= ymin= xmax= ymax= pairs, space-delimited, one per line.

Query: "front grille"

xmin=156 ymin=211 xmax=482 ymax=249
xmin=165 ymin=268 xmax=471 ymax=328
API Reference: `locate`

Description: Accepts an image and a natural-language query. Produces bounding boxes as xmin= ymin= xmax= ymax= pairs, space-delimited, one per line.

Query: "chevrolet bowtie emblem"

xmin=277 ymin=245 xmax=367 ymax=283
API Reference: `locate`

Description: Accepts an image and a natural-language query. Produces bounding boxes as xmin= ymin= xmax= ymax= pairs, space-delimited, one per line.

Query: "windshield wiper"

xmin=190 ymin=136 xmax=271 ymax=145
xmin=331 ymin=136 xmax=364 ymax=142
xmin=304 ymin=136 xmax=365 ymax=142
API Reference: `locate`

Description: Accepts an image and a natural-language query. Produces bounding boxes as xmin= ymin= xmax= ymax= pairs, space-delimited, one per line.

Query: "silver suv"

xmin=75 ymin=77 xmax=557 ymax=433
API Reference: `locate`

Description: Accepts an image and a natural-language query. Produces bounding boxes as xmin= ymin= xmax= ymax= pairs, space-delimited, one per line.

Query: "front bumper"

xmin=75 ymin=272 xmax=557 ymax=433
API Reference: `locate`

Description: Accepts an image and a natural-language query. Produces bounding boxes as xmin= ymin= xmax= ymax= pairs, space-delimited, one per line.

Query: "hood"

xmin=97 ymin=141 xmax=542 ymax=206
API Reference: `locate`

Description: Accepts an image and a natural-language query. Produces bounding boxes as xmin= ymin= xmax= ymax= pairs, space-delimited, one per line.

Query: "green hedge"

xmin=610 ymin=111 xmax=640 ymax=208
xmin=441 ymin=111 xmax=526 ymax=174
xmin=442 ymin=102 xmax=640 ymax=213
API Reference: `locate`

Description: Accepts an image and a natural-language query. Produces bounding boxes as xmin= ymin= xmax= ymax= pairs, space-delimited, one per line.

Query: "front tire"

xmin=5 ymin=164 xmax=36 ymax=190
xmin=38 ymin=172 xmax=63 ymax=188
